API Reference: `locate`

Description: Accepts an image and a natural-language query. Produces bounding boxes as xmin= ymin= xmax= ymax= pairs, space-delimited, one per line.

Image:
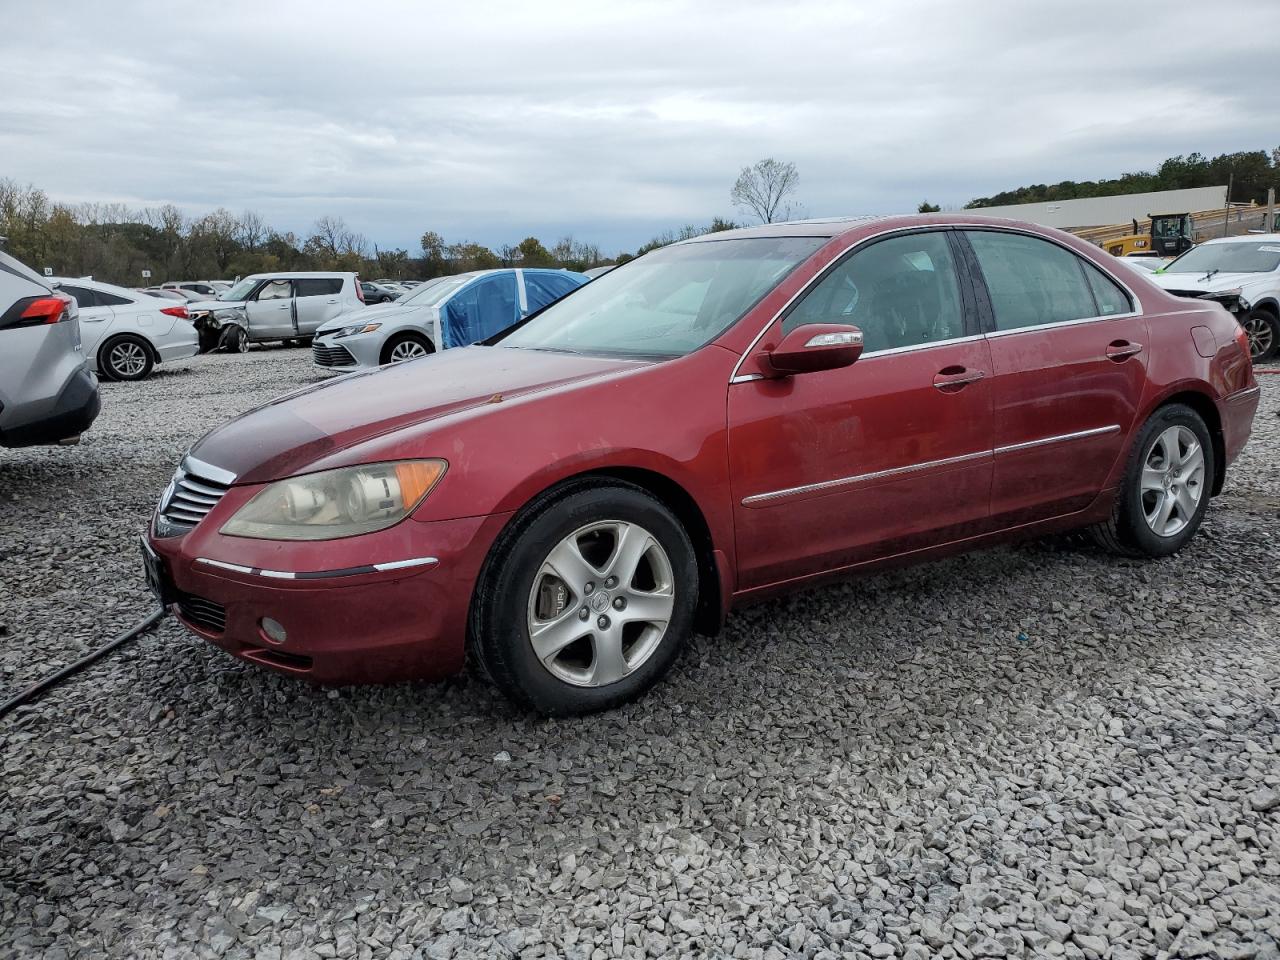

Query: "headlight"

xmin=332 ymin=322 xmax=382 ymax=339
xmin=220 ymin=460 xmax=446 ymax=541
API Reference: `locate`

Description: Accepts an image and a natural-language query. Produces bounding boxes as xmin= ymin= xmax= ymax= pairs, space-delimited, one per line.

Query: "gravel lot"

xmin=2 ymin=348 xmax=1278 ymax=960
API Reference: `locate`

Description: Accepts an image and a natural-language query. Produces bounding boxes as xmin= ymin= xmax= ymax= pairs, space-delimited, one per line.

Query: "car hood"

xmin=187 ymin=298 xmax=246 ymax=312
xmin=189 ymin=346 xmax=644 ymax=484
xmin=317 ymin=300 xmax=429 ymax=333
xmin=1149 ymin=272 xmax=1267 ymax=294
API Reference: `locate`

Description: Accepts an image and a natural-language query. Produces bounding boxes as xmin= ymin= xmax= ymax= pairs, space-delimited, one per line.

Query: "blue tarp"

xmin=441 ymin=270 xmax=587 ymax=348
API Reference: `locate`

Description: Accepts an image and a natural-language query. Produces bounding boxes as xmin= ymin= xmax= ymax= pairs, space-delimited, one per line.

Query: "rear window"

xmin=295 ymin=278 xmax=344 ymax=297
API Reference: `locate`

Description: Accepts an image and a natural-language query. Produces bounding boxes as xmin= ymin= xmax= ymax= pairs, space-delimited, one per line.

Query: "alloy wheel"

xmin=1242 ymin=313 xmax=1274 ymax=360
xmin=109 ymin=341 xmax=148 ymax=378
xmin=526 ymin=520 xmax=675 ymax=687
xmin=1140 ymin=425 xmax=1205 ymax=538
xmin=389 ymin=340 xmax=428 ymax=362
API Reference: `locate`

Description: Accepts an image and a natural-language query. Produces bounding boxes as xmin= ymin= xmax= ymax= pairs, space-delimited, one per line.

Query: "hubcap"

xmin=1140 ymin=425 xmax=1205 ymax=538
xmin=1243 ymin=315 xmax=1274 ymax=360
xmin=110 ymin=342 xmax=146 ymax=376
xmin=389 ymin=341 xmax=427 ymax=362
xmin=527 ymin=520 xmax=675 ymax=687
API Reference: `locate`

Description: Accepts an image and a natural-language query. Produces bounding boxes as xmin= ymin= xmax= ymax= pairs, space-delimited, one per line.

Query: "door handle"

xmin=277 ymin=303 xmax=290 ymax=310
xmin=326 ymin=298 xmax=338 ymax=304
xmin=933 ymin=367 xmax=985 ymax=391
xmin=1105 ymin=340 xmax=1143 ymax=361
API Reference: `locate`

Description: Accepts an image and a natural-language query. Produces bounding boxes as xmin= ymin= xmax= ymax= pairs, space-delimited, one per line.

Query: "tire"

xmin=470 ymin=479 xmax=699 ymax=715
xmin=222 ymin=326 xmax=249 ymax=353
xmin=1241 ymin=308 xmax=1278 ymax=363
xmin=99 ymin=335 xmax=154 ymax=382
xmin=1090 ymin=403 xmax=1215 ymax=558
xmin=379 ymin=332 xmax=434 ymax=365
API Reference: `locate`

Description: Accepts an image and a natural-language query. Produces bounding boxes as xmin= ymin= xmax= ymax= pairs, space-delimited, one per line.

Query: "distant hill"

xmin=966 ymin=147 xmax=1279 ymax=209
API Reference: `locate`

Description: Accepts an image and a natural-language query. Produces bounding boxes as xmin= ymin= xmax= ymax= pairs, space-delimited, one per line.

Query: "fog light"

xmin=260 ymin=617 xmax=288 ymax=644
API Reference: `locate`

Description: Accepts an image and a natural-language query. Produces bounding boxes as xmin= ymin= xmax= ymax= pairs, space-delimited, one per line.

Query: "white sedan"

xmin=52 ymin=277 xmax=199 ymax=381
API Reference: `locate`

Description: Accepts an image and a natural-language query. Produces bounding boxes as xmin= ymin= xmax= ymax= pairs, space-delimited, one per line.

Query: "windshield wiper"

xmin=1201 ymin=268 xmax=1219 ymax=283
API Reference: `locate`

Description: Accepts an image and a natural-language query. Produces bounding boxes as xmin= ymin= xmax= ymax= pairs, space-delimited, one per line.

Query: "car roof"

xmin=1198 ymin=232 xmax=1280 ymax=245
xmin=244 ymin=271 xmax=357 ymax=279
xmin=51 ymin=276 xmax=144 ymax=300
xmin=679 ymin=212 xmax=1094 ymax=246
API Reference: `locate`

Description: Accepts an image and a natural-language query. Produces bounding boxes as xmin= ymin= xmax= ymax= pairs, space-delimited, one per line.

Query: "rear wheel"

xmin=1241 ymin=308 xmax=1278 ymax=362
xmin=380 ymin=332 xmax=433 ymax=364
xmin=470 ymin=480 xmax=698 ymax=715
xmin=1090 ymin=404 xmax=1214 ymax=557
xmin=99 ymin=335 xmax=154 ymax=382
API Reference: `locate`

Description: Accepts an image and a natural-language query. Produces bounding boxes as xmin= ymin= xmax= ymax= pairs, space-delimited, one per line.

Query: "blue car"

xmin=312 ymin=268 xmax=588 ymax=371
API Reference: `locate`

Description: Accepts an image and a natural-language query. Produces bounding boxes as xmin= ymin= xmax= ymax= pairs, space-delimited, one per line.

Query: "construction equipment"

xmin=1102 ymin=213 xmax=1196 ymax=258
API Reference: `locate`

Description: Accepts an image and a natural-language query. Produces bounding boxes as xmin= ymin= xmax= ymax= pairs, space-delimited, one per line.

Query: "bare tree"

xmin=730 ymin=159 xmax=799 ymax=224
xmin=238 ymin=210 xmax=267 ymax=252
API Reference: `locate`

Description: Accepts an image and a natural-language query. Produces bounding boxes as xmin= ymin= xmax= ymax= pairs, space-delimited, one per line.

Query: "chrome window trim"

xmin=728 ymin=222 xmax=1145 ymax=382
xmin=993 ymin=424 xmax=1120 ymax=455
xmin=741 ymin=424 xmax=1123 ymax=506
xmin=741 ymin=449 xmax=992 ymax=506
xmin=196 ymin=555 xmax=438 ymax=580
xmin=184 ymin=455 xmax=237 ymax=486
xmin=984 ymin=311 xmax=1142 ymax=339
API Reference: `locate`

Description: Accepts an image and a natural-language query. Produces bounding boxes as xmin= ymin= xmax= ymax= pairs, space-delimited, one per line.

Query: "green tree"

xmin=917 ymin=201 xmax=941 ymax=213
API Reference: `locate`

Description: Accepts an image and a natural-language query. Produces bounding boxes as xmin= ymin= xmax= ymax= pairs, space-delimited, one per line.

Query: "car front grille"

xmin=159 ymin=459 xmax=233 ymax=530
xmin=176 ymin=591 xmax=227 ymax=634
xmin=312 ymin=342 xmax=357 ymax=367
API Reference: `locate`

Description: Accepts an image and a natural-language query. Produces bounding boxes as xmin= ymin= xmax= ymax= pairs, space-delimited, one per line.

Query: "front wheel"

xmin=380 ymin=332 xmax=433 ymax=364
xmin=222 ymin=326 xmax=249 ymax=353
xmin=1090 ymin=403 xmax=1215 ymax=557
xmin=1241 ymin=309 xmax=1278 ymax=362
xmin=470 ymin=480 xmax=699 ymax=715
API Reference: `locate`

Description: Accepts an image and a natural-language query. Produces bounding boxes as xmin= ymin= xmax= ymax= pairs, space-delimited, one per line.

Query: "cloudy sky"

xmin=2 ymin=0 xmax=1276 ymax=254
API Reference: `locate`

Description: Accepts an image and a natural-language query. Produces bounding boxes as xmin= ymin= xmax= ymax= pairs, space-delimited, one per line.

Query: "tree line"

xmin=964 ymin=147 xmax=1280 ymax=209
xmin=0 ymin=178 xmax=651 ymax=287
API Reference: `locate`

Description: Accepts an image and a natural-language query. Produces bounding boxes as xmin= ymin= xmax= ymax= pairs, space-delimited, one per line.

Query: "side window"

xmin=256 ymin=279 xmax=292 ymax=301
xmin=96 ymin=290 xmax=132 ymax=307
xmin=295 ymin=278 xmax=342 ymax=297
xmin=965 ymin=231 xmax=1098 ymax=331
xmin=59 ymin=285 xmax=98 ymax=308
xmin=523 ymin=272 xmax=579 ymax=312
xmin=1081 ymin=261 xmax=1132 ymax=316
xmin=782 ymin=231 xmax=965 ymax=353
xmin=441 ymin=273 xmax=520 ymax=348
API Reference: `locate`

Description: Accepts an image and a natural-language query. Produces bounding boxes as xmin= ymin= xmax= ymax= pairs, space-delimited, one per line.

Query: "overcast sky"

xmin=3 ymin=0 xmax=1277 ymax=254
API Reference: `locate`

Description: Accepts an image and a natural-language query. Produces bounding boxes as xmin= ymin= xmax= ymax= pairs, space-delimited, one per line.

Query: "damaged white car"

xmin=1149 ymin=235 xmax=1280 ymax=362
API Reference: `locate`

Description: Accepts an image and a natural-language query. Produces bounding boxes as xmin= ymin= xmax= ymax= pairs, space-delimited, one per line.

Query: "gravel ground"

xmin=2 ymin=348 xmax=1278 ymax=960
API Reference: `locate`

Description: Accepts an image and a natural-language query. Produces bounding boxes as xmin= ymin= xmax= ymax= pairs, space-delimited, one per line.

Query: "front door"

xmin=245 ymin=278 xmax=295 ymax=340
xmin=728 ymin=229 xmax=994 ymax=592
xmin=959 ymin=229 xmax=1149 ymax=526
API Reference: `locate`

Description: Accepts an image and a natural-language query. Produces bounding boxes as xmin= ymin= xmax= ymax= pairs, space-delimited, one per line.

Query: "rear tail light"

xmin=355 ymin=277 xmax=366 ymax=303
xmin=1233 ymin=322 xmax=1251 ymax=359
xmin=1 ymin=294 xmax=72 ymax=330
xmin=160 ymin=305 xmax=189 ymax=319
xmin=20 ymin=296 xmax=69 ymax=324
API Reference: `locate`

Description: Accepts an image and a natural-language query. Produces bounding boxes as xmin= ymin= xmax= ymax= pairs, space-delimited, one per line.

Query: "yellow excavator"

xmin=1103 ymin=213 xmax=1196 ymax=258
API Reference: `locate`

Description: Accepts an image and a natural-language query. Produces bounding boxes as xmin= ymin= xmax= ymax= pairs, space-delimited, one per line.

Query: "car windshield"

xmin=402 ymin=274 xmax=471 ymax=306
xmin=218 ymin=277 xmax=260 ymax=301
xmin=498 ymin=236 xmax=826 ymax=358
xmin=1163 ymin=241 xmax=1280 ymax=274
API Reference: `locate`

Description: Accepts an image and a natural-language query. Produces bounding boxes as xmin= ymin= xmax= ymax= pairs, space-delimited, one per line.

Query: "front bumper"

xmin=147 ymin=507 xmax=511 ymax=685
xmin=312 ymin=333 xmax=382 ymax=372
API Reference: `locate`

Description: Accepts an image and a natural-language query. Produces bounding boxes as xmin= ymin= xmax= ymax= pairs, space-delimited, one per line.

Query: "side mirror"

xmin=764 ymin=323 xmax=864 ymax=377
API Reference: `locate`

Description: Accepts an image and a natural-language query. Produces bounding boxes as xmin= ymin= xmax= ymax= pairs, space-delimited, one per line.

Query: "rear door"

xmin=59 ymin=284 xmax=114 ymax=357
xmin=293 ymin=277 xmax=345 ymax=334
xmin=522 ymin=270 xmax=582 ymax=316
xmin=728 ymin=229 xmax=995 ymax=590
xmin=244 ymin=278 xmax=295 ymax=340
xmin=959 ymin=229 xmax=1148 ymax=526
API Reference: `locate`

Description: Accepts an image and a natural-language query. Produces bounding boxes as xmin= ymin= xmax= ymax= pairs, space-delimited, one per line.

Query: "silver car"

xmin=186 ymin=271 xmax=364 ymax=352
xmin=311 ymin=268 xmax=587 ymax=371
xmin=0 ymin=249 xmax=100 ymax=447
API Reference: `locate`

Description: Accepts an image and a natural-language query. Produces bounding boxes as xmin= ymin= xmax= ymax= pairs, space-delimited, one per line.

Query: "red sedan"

xmin=144 ymin=215 xmax=1260 ymax=714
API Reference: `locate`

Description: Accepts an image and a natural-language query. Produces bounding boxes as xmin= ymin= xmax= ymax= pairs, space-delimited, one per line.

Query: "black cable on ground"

xmin=0 ymin=607 xmax=167 ymax=720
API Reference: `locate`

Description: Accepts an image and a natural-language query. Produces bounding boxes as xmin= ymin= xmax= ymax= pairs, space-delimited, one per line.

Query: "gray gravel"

xmin=2 ymin=347 xmax=1279 ymax=960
